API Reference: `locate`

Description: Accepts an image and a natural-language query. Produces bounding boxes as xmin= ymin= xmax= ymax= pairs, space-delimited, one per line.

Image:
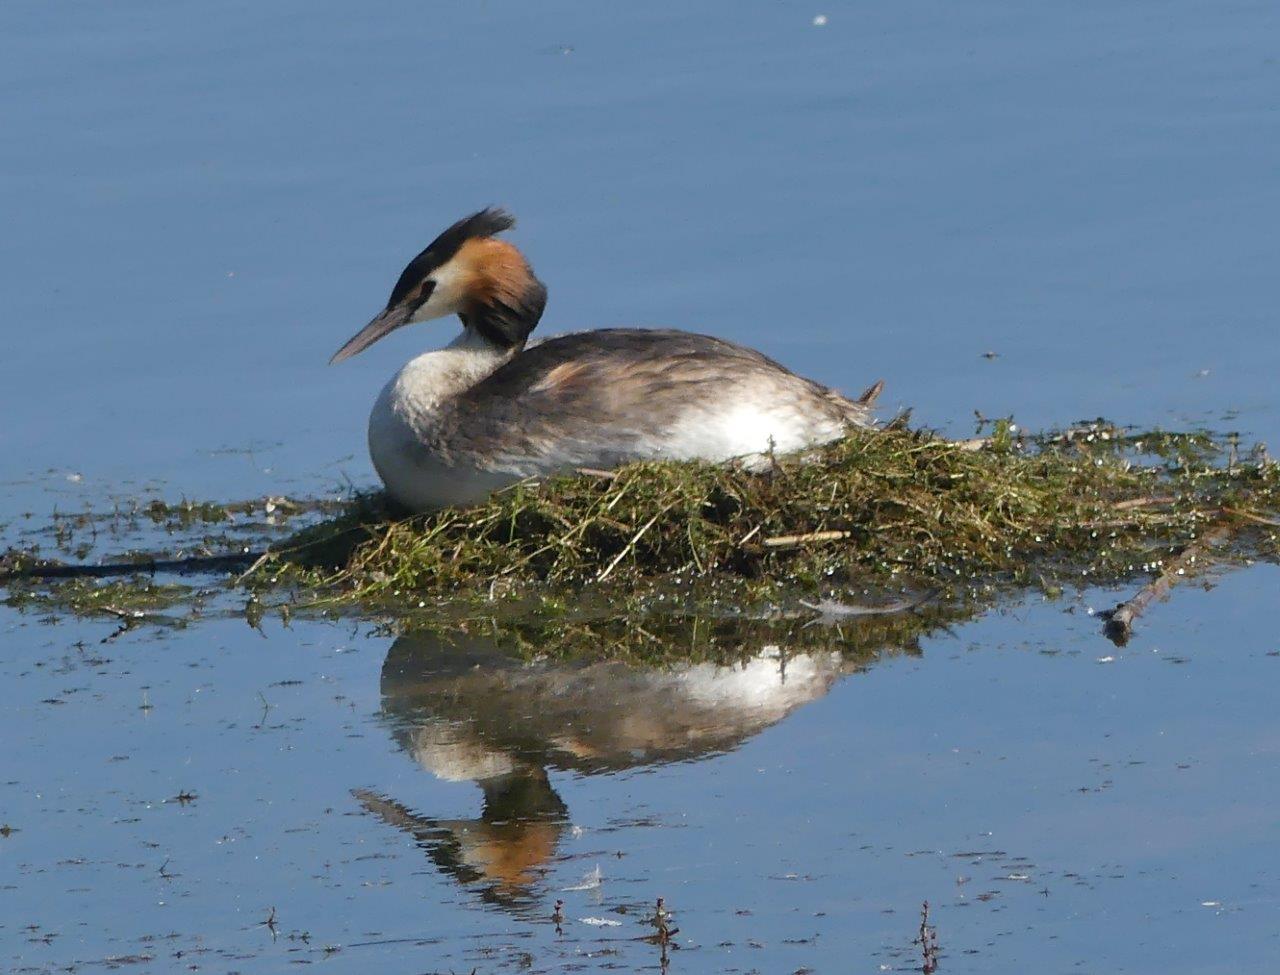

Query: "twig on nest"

xmin=763 ymin=529 xmax=851 ymax=549
xmin=1114 ymin=496 xmax=1175 ymax=511
xmin=1222 ymin=506 xmax=1280 ymax=527
xmin=597 ymin=504 xmax=676 ymax=581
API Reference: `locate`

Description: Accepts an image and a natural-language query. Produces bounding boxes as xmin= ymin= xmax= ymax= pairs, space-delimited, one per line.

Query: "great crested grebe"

xmin=331 ymin=208 xmax=877 ymax=511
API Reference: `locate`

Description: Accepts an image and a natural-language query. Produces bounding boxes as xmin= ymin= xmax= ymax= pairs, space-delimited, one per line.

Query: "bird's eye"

xmin=418 ymin=280 xmax=437 ymax=303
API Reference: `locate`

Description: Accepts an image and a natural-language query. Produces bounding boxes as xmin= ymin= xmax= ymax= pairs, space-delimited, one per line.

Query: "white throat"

xmin=387 ymin=326 xmax=513 ymax=416
xmin=368 ymin=325 xmax=519 ymax=510
xmin=368 ymin=325 xmax=512 ymax=450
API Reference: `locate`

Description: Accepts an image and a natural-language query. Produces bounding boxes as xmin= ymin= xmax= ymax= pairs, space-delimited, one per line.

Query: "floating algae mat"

xmin=3 ymin=422 xmax=1279 ymax=642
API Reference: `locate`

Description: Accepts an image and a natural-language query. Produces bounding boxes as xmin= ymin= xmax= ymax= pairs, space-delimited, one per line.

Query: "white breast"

xmin=367 ymin=335 xmax=519 ymax=510
xmin=369 ymin=423 xmax=516 ymax=510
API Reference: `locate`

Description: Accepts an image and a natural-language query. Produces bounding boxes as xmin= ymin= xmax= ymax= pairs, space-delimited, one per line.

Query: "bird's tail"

xmin=827 ymin=378 xmax=884 ymax=427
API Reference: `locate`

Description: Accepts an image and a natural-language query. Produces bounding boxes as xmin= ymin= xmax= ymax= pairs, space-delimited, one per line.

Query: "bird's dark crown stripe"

xmin=387 ymin=207 xmax=516 ymax=308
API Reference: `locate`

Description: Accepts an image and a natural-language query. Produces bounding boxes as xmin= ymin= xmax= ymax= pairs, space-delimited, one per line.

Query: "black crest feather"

xmin=387 ymin=207 xmax=516 ymax=308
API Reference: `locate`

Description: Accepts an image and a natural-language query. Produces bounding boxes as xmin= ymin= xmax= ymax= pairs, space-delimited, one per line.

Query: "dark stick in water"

xmin=0 ymin=551 xmax=264 ymax=583
xmin=1100 ymin=521 xmax=1233 ymax=646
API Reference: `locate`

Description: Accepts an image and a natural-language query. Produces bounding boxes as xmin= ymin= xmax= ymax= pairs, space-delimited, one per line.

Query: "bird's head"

xmin=330 ymin=208 xmax=547 ymax=364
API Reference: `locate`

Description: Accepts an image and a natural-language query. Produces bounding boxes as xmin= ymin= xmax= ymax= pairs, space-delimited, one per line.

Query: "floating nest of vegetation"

xmin=251 ymin=420 xmax=1279 ymax=609
xmin=3 ymin=420 xmax=1278 ymax=646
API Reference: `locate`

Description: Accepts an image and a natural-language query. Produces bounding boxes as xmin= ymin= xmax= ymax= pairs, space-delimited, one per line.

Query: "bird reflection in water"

xmin=354 ymin=608 xmax=948 ymax=912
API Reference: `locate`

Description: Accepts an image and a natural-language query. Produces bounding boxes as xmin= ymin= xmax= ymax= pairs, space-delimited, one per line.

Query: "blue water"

xmin=3 ymin=577 xmax=1278 ymax=972
xmin=2 ymin=1 xmax=1279 ymax=972
xmin=3 ymin=0 xmax=1278 ymax=505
